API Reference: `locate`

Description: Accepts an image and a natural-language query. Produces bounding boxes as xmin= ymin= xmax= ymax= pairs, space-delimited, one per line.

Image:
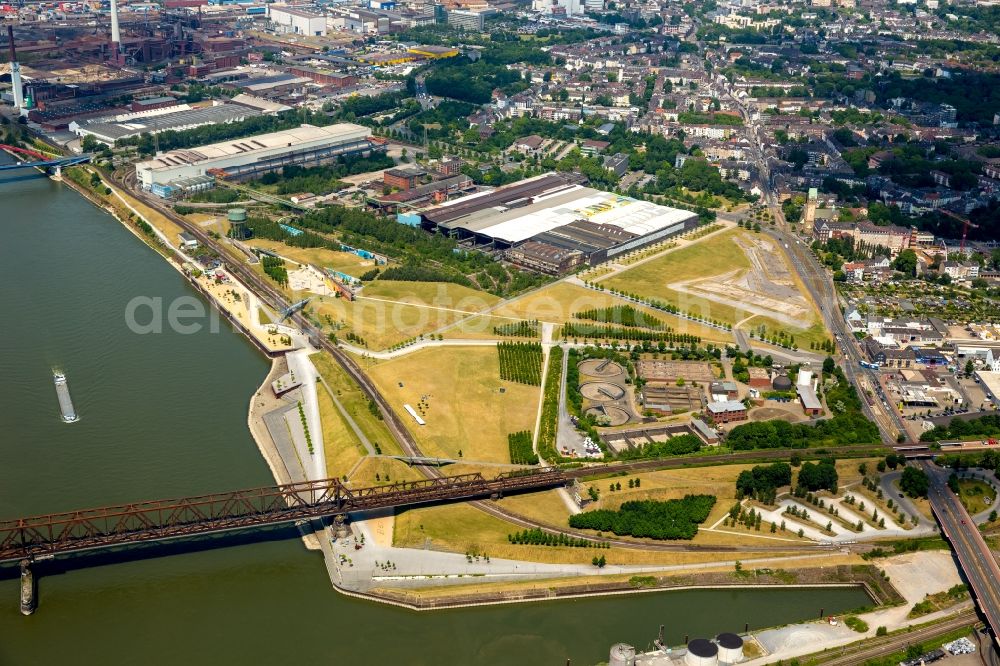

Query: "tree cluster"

xmin=796 ymin=460 xmax=839 ymax=493
xmin=568 ymin=495 xmax=716 ymax=540
xmin=736 ymin=462 xmax=792 ymax=502
xmin=497 ymin=342 xmax=543 ymax=386
xmin=507 ymin=430 xmax=539 ymax=465
xmin=900 ymin=467 xmax=930 ymax=498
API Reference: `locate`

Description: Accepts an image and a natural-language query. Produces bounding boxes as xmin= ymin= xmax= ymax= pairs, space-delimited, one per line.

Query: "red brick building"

xmin=383 ymin=167 xmax=426 ymax=191
xmin=706 ymin=400 xmax=748 ymax=424
xmin=287 ymin=66 xmax=358 ymax=89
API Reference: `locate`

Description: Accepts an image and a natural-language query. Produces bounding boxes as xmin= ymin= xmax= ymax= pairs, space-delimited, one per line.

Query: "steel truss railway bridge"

xmin=1 ymin=468 xmax=569 ymax=565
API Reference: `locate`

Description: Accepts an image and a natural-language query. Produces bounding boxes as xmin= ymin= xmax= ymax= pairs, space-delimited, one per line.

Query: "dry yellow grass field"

xmin=441 ymin=314 xmax=541 ymax=340
xmin=362 ymin=280 xmax=501 ymax=310
xmin=393 ymin=501 xmax=825 ymax=566
xmin=182 ymin=211 xmax=231 ymax=236
xmin=310 ymin=351 xmax=402 ymax=456
xmin=493 ymin=282 xmax=731 ymax=343
xmin=496 ymin=490 xmax=574 ymax=526
xmin=117 ymin=188 xmax=185 ymax=241
xmin=317 ymin=381 xmax=366 ymax=479
xmin=313 ymin=297 xmax=466 ymax=350
xmin=348 ymin=457 xmax=425 ymax=488
xmin=247 ymin=239 xmax=376 ymax=276
xmin=367 ymin=346 xmax=541 ymax=462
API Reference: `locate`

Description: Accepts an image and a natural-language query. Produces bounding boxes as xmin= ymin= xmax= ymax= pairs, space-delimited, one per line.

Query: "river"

xmin=0 ymin=157 xmax=869 ymax=665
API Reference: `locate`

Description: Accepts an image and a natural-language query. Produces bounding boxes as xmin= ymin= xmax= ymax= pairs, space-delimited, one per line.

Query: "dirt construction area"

xmin=669 ymin=235 xmax=812 ymax=328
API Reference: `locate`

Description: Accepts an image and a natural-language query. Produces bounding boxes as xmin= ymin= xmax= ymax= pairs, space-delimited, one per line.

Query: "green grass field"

xmin=367 ymin=346 xmax=542 ymax=463
xmin=958 ymin=479 xmax=995 ymax=516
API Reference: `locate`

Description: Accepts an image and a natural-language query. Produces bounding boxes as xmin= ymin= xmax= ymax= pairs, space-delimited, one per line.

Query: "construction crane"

xmin=940 ymin=210 xmax=979 ymax=254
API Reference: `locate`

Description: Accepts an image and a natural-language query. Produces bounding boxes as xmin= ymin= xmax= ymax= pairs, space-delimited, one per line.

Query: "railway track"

xmin=810 ymin=611 xmax=979 ymax=666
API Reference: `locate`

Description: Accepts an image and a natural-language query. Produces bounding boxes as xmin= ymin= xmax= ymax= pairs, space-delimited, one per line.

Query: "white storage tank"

xmin=717 ymin=633 xmax=745 ymax=664
xmin=686 ymin=639 xmax=719 ymax=666
xmin=609 ymin=643 xmax=636 ymax=666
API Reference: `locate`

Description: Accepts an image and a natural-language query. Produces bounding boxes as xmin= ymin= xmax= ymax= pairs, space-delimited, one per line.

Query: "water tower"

xmin=228 ymin=208 xmax=248 ymax=240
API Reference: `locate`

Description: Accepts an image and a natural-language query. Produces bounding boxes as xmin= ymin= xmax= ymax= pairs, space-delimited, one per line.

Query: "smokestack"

xmin=109 ymin=0 xmax=122 ymax=61
xmin=7 ymin=26 xmax=24 ymax=109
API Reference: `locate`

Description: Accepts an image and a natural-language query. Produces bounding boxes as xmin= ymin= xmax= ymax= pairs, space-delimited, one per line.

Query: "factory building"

xmin=71 ymin=103 xmax=259 ymax=145
xmin=267 ymin=5 xmax=327 ymax=36
xmin=135 ymin=123 xmax=374 ymax=190
xmin=420 ymin=173 xmax=699 ymax=274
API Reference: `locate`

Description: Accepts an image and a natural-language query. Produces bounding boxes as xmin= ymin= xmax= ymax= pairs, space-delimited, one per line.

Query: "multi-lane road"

xmin=925 ymin=461 xmax=1000 ymax=649
xmin=718 ymin=74 xmax=906 ymax=445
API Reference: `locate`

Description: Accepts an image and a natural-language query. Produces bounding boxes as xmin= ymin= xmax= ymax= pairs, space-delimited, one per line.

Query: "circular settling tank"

xmin=580 ymin=382 xmax=626 ymax=401
xmin=578 ymin=358 xmax=625 ymax=378
xmin=586 ymin=406 xmax=630 ymax=426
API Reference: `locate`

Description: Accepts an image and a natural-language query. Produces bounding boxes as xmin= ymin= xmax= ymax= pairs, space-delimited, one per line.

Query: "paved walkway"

xmin=329 ymin=525 xmax=848 ymax=594
xmin=286 ymin=349 xmax=326 ymax=480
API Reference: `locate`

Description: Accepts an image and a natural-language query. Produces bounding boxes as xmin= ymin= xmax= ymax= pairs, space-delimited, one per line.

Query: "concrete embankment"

xmin=336 ymin=564 xmax=900 ymax=612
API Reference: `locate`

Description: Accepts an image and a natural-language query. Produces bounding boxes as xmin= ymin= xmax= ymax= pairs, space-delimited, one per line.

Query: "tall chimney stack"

xmin=7 ymin=26 xmax=24 ymax=109
xmin=109 ymin=0 xmax=122 ymax=63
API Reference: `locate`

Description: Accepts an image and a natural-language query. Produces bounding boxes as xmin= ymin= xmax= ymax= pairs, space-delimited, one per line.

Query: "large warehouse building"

xmin=72 ymin=103 xmax=260 ymax=145
xmin=135 ymin=123 xmax=375 ymax=190
xmin=421 ymin=173 xmax=699 ymax=274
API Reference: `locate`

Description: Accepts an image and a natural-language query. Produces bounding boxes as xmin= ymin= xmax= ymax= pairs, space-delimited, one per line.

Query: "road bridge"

xmin=0 ymin=145 xmax=93 ymax=173
xmin=924 ymin=461 xmax=1000 ymax=648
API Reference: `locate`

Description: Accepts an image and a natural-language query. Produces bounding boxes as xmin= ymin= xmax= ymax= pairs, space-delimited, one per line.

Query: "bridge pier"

xmin=51 ymin=165 xmax=62 ymax=180
xmin=333 ymin=514 xmax=349 ymax=539
xmin=19 ymin=559 xmax=35 ymax=616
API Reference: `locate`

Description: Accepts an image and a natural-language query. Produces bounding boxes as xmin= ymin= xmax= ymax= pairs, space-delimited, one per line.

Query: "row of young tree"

xmin=497 ymin=342 xmax=543 ymax=386
xmin=568 ymin=495 xmax=716 ymax=540
xmin=572 ymin=305 xmax=669 ymax=330
xmin=536 ymin=347 xmax=564 ymax=463
xmin=561 ymin=322 xmax=700 ymax=345
xmin=507 ymin=430 xmax=538 ymax=465
xmin=493 ymin=320 xmax=540 ymax=337
xmin=506 ymin=528 xmax=608 ymax=548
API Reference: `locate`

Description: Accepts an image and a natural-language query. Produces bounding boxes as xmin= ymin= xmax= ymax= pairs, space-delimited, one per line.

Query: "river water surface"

xmin=0 ymin=158 xmax=869 ymax=665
